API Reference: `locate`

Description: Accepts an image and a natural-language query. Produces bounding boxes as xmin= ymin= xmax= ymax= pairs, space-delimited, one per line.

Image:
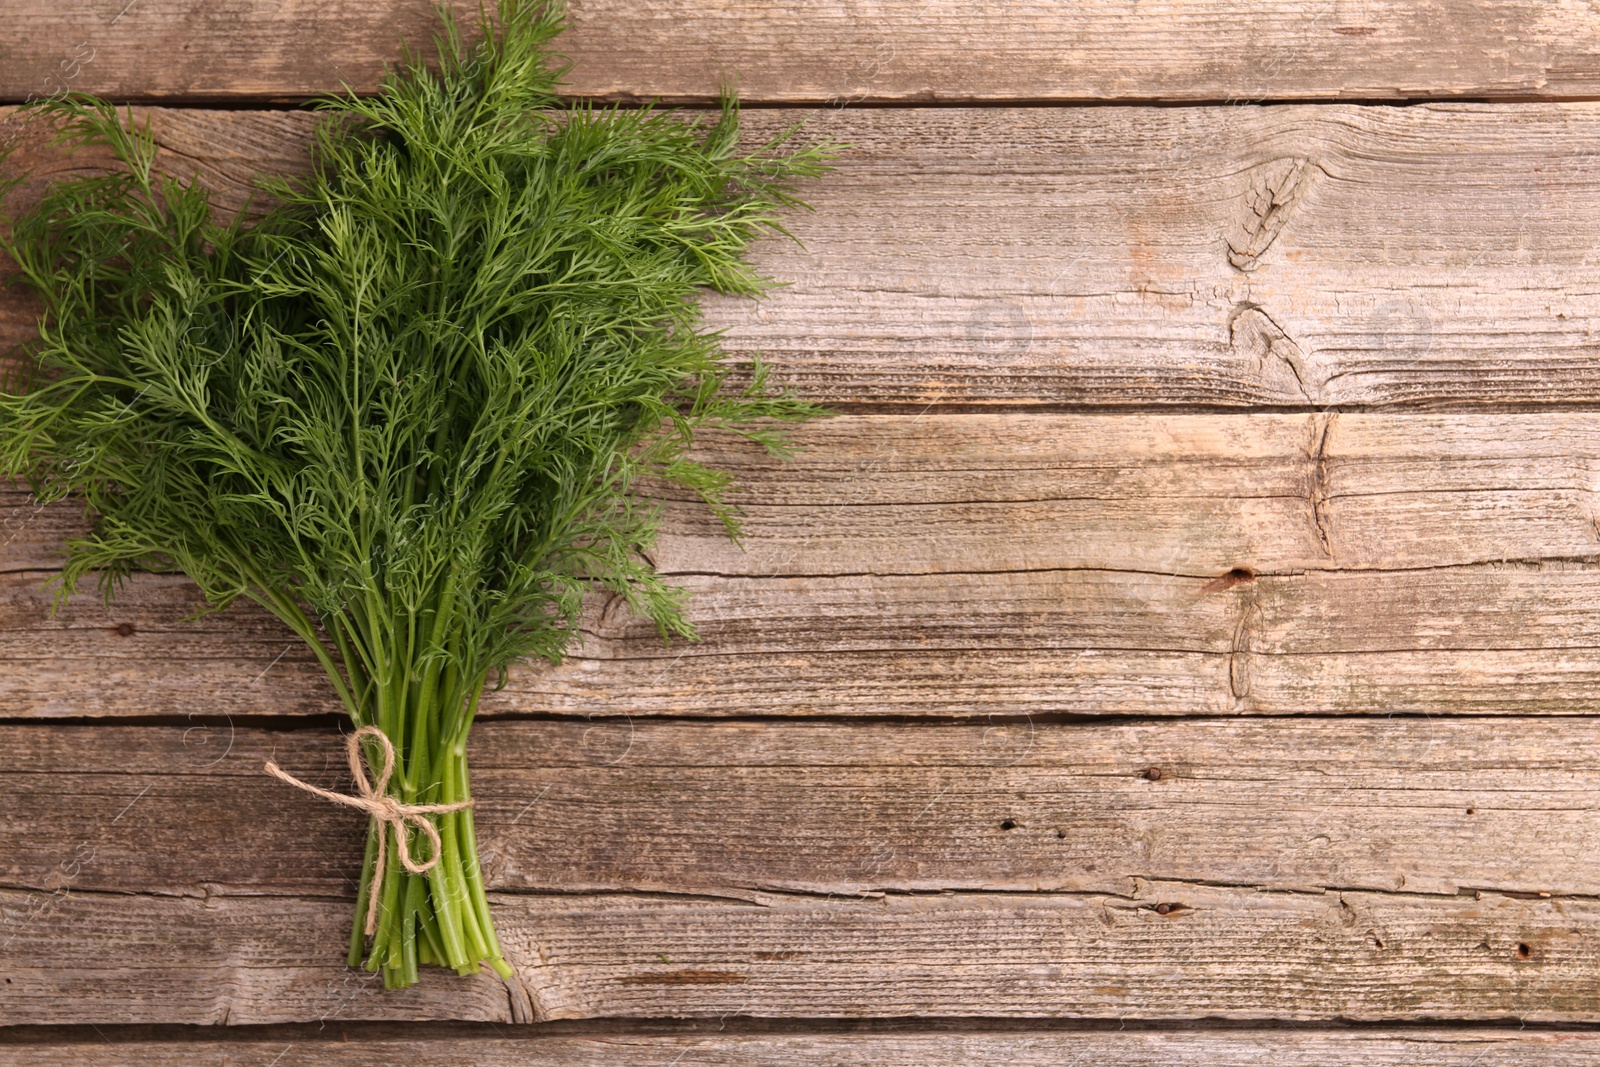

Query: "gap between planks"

xmin=8 ymin=1021 xmax=1600 ymax=1065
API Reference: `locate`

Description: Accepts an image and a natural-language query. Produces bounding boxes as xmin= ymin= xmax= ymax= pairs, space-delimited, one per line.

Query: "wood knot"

xmin=1227 ymin=156 xmax=1323 ymax=272
xmin=1228 ymin=301 xmax=1314 ymax=403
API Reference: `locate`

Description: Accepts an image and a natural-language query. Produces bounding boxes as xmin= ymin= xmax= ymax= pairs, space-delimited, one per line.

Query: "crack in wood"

xmin=8 ymin=877 xmax=1600 ymax=916
xmin=1307 ymin=413 xmax=1337 ymax=557
xmin=1227 ymin=584 xmax=1264 ymax=704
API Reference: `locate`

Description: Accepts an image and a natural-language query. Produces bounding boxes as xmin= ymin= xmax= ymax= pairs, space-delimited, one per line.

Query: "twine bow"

xmin=264 ymin=724 xmax=473 ymax=936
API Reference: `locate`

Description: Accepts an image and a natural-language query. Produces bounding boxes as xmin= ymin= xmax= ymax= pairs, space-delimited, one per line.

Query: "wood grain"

xmin=6 ymin=1 xmax=1600 ymax=104
xmin=9 ymin=104 xmax=1600 ymax=409
xmin=10 ymin=413 xmax=1600 ymax=719
xmin=709 ymin=104 xmax=1600 ymax=409
xmin=6 ymin=714 xmax=1600 ymax=1026
xmin=27 ymin=565 xmax=1600 ymax=717
xmin=7 ymin=883 xmax=1600 ymax=1023
xmin=11 ymin=1026 xmax=1600 ymax=1066
xmin=12 ymin=716 xmax=1600 ymax=1023
xmin=7 ymin=718 xmax=1600 ymax=902
xmin=0 ymin=889 xmax=515 ymax=1025
xmin=505 ymin=885 xmax=1600 ymax=1020
xmin=21 ymin=410 xmax=1600 ymax=575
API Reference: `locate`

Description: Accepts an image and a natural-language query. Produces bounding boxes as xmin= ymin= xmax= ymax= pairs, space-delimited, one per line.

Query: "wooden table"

xmin=7 ymin=2 xmax=1600 ymax=1062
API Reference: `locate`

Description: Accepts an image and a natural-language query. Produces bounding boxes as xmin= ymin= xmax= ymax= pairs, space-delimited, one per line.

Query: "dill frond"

xmin=0 ymin=0 xmax=831 ymax=988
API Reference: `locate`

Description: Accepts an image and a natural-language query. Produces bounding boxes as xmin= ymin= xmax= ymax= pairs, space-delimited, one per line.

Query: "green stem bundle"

xmin=345 ymin=679 xmax=506 ymax=987
xmin=345 ymin=665 xmax=506 ymax=986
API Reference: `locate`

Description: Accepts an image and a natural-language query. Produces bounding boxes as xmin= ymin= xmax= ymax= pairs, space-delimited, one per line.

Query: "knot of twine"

xmin=264 ymin=724 xmax=472 ymax=937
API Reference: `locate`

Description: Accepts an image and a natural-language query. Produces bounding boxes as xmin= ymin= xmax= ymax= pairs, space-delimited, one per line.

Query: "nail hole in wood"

xmin=1201 ymin=567 xmax=1256 ymax=593
xmin=115 ymin=622 xmax=135 ymax=637
xmin=1518 ymin=942 xmax=1532 ymax=959
xmin=999 ymin=819 xmax=1017 ymax=831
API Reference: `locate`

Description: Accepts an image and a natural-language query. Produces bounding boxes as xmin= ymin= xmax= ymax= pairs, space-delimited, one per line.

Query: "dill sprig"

xmin=0 ymin=1 xmax=829 ymax=989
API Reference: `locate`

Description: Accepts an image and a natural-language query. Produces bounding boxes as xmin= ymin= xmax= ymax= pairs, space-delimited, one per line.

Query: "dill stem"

xmin=432 ymin=741 xmax=481 ymax=972
xmin=347 ymin=819 xmax=380 ymax=968
xmin=455 ymin=750 xmax=511 ymax=976
xmin=400 ymin=863 xmax=425 ymax=986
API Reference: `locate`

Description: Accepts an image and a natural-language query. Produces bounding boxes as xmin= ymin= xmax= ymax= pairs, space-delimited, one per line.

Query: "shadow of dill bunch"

xmin=0 ymin=0 xmax=831 ymax=989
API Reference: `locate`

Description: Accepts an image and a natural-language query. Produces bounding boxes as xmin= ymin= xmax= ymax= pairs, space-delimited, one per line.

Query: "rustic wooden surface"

xmin=14 ymin=717 xmax=1600 ymax=900
xmin=6 ymin=1 xmax=1600 ymax=104
xmin=4 ymin=0 xmax=1599 ymax=1061
xmin=12 ymin=103 xmax=1600 ymax=409
xmin=13 ymin=414 xmax=1600 ymax=720
xmin=12 ymin=880 xmax=1600 ymax=1023
xmin=10 ymin=718 xmax=1600 ymax=1023
xmin=12 ymin=1024 xmax=1600 ymax=1066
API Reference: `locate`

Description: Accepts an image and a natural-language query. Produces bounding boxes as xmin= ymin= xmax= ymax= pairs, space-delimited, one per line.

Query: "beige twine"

xmin=264 ymin=724 xmax=472 ymax=937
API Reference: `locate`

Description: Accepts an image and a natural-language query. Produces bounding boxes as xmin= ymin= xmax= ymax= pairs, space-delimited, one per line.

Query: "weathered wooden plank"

xmin=17 ymin=562 xmax=1600 ymax=719
xmin=11 ymin=1026 xmax=1600 ymax=1066
xmin=0 ymin=889 xmax=515 ymax=1025
xmin=650 ymin=413 xmax=1600 ymax=577
xmin=6 ymin=1 xmax=1600 ymax=104
xmin=511 ymin=885 xmax=1600 ymax=1020
xmin=10 ymin=413 xmax=1600 ymax=718
xmin=5 ymin=883 xmax=1599 ymax=1023
xmin=0 ymin=106 xmax=313 ymax=220
xmin=12 ymin=716 xmax=1600 ymax=1024
xmin=10 ymin=104 xmax=1600 ymax=409
xmin=6 ymin=718 xmax=1600 ymax=902
xmin=20 ymin=411 xmax=1600 ymax=577
xmin=704 ymin=103 xmax=1600 ymax=409
xmin=15 ymin=412 xmax=1600 ymax=578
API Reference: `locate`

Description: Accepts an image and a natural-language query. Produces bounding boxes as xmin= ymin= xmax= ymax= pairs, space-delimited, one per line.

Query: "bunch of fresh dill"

xmin=0 ymin=2 xmax=827 ymax=989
